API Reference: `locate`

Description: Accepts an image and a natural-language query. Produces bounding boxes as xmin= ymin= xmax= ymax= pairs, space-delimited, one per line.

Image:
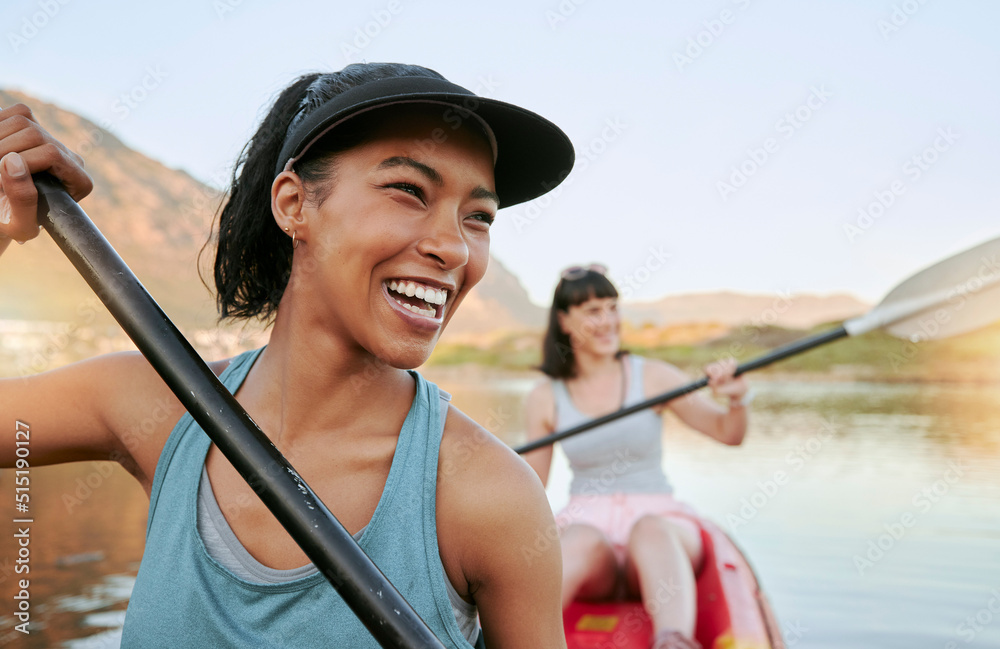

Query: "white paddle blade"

xmin=845 ymin=237 xmax=1000 ymax=341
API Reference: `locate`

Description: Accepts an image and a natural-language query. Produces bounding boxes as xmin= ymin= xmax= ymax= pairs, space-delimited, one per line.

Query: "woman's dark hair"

xmin=538 ymin=270 xmax=620 ymax=379
xmin=207 ymin=63 xmax=447 ymax=321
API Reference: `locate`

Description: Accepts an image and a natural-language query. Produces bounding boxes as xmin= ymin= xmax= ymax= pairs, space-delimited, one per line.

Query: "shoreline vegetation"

xmin=2 ymin=318 xmax=998 ymax=385
xmin=427 ymin=320 xmax=1000 ymax=385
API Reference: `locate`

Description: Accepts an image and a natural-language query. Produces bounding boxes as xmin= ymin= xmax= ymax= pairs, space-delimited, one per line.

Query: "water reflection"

xmin=0 ymin=366 xmax=997 ymax=647
xmin=0 ymin=461 xmax=146 ymax=647
xmin=428 ymin=369 xmax=1000 ymax=648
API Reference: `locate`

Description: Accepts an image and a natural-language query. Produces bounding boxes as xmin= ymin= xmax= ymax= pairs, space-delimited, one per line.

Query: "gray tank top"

xmin=193 ymin=389 xmax=480 ymax=644
xmin=553 ymin=355 xmax=672 ymax=495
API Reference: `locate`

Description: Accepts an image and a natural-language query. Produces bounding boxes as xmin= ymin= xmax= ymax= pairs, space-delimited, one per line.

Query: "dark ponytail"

xmin=209 ymin=63 xmax=447 ymax=322
xmin=209 ymin=74 xmax=317 ymax=321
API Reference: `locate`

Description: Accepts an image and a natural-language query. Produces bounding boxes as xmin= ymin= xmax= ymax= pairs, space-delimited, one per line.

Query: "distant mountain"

xmin=442 ymin=258 xmax=546 ymax=338
xmin=0 ymin=89 xmax=867 ymax=340
xmin=0 ymin=88 xmax=221 ymax=327
xmin=622 ymin=291 xmax=868 ymax=330
xmin=0 ymin=90 xmax=545 ymax=334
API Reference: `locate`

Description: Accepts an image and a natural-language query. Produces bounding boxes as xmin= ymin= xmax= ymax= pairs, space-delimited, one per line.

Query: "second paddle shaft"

xmin=514 ymin=325 xmax=849 ymax=454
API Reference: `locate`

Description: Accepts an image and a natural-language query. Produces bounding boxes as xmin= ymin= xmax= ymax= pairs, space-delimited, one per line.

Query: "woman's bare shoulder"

xmin=437 ymin=404 xmax=539 ymax=492
xmin=436 ymin=403 xmax=557 ymax=606
xmin=525 ymin=376 xmax=555 ymax=408
xmin=436 ymin=403 xmax=551 ymax=547
xmin=640 ymin=356 xmax=690 ymax=387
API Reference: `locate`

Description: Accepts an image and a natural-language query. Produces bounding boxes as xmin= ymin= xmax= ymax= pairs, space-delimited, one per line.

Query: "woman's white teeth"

xmin=386 ymin=280 xmax=448 ymax=306
xmin=394 ymin=298 xmax=436 ymax=317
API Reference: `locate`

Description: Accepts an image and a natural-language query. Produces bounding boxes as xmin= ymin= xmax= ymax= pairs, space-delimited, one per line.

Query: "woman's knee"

xmin=629 ymin=515 xmax=703 ymax=567
xmin=560 ymin=524 xmax=619 ymax=601
xmin=629 ymin=514 xmax=675 ymax=542
xmin=561 ymin=525 xmax=616 ymax=566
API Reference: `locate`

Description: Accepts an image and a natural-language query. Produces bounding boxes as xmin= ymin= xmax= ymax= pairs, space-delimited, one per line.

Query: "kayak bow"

xmin=564 ymin=518 xmax=785 ymax=649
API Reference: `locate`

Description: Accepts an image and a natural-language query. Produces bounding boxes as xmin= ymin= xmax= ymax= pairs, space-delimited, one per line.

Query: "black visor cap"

xmin=274 ymin=75 xmax=575 ymax=208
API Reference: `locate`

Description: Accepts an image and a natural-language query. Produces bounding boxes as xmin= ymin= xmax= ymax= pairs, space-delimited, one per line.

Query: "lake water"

xmin=1 ymin=370 xmax=998 ymax=648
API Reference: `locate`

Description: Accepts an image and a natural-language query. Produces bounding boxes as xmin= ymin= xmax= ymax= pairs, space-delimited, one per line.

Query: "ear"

xmin=271 ymin=170 xmax=307 ymax=236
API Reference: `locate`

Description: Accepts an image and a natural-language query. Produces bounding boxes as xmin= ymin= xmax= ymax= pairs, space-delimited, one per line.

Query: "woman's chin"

xmin=372 ymin=340 xmax=436 ymax=371
xmin=594 ymin=340 xmax=620 ymax=356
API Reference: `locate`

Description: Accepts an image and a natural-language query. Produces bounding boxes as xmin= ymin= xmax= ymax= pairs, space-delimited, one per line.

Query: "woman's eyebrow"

xmin=471 ymin=186 xmax=500 ymax=207
xmin=377 ymin=156 xmax=442 ymax=185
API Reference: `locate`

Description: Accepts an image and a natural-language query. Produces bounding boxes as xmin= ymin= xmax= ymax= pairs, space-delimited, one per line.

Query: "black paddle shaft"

xmin=514 ymin=324 xmax=849 ymax=454
xmin=32 ymin=173 xmax=446 ymax=649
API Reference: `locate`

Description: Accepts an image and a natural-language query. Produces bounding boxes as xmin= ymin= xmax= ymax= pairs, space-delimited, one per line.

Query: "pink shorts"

xmin=555 ymin=493 xmax=702 ymax=561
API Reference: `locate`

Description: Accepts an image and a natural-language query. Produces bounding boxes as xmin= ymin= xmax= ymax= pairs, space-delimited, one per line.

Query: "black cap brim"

xmin=275 ymin=75 xmax=575 ymax=208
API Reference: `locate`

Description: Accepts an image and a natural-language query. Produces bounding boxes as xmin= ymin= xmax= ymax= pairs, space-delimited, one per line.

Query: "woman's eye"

xmin=386 ymin=183 xmax=424 ymax=200
xmin=468 ymin=212 xmax=495 ymax=227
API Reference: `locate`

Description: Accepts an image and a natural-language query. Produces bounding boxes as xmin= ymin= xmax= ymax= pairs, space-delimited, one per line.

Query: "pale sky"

xmin=3 ymin=0 xmax=998 ymax=305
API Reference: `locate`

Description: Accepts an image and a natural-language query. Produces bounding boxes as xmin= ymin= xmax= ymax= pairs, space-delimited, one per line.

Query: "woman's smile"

xmin=382 ymin=277 xmax=453 ymax=328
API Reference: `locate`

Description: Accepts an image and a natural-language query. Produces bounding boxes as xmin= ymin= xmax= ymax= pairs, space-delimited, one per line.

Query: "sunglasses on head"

xmin=560 ymin=264 xmax=608 ymax=281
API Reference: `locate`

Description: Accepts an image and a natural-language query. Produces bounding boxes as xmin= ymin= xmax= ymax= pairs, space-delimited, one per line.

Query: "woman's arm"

xmin=521 ymin=379 xmax=556 ymax=485
xmin=0 ymin=105 xmax=190 ymax=488
xmin=438 ymin=408 xmax=565 ymax=649
xmin=645 ymin=358 xmax=749 ymax=446
xmin=1 ymin=353 xmax=190 ymax=490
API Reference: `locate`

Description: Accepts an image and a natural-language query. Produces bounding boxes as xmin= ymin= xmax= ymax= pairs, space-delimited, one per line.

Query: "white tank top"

xmin=552 ymin=355 xmax=672 ymax=495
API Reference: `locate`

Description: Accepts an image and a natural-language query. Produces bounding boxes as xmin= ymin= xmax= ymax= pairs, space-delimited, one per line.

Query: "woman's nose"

xmin=415 ymin=210 xmax=469 ymax=269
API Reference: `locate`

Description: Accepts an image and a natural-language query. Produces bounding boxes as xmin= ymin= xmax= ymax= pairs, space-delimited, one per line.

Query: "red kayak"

xmin=564 ymin=518 xmax=784 ymax=649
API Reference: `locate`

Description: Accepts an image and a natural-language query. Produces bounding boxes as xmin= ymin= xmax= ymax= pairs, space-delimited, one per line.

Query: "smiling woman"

xmin=0 ymin=63 xmax=574 ymax=648
xmin=523 ymin=267 xmax=751 ymax=649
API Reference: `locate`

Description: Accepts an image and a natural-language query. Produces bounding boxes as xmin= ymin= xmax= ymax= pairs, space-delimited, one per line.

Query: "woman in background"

xmin=523 ymin=265 xmax=751 ymax=649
